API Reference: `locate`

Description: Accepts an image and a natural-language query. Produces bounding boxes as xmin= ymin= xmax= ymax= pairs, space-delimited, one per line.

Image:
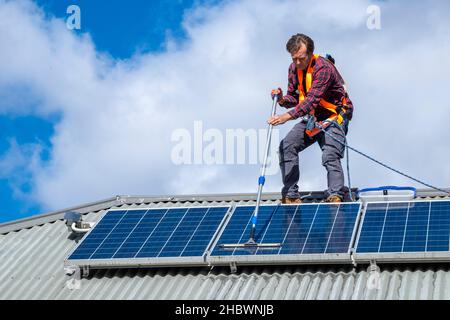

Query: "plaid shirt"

xmin=280 ymin=56 xmax=353 ymax=121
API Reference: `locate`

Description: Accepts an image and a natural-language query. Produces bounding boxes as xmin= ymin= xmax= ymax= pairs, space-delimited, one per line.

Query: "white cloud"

xmin=0 ymin=0 xmax=449 ymax=212
xmin=0 ymin=138 xmax=42 ymax=212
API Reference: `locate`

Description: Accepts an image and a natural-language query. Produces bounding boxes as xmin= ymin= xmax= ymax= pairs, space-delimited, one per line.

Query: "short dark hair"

xmin=286 ymin=34 xmax=314 ymax=55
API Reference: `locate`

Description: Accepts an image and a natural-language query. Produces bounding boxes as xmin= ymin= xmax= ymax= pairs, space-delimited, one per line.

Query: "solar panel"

xmin=354 ymin=200 xmax=450 ymax=262
xmin=65 ymin=206 xmax=231 ymax=267
xmin=208 ymin=203 xmax=361 ymax=265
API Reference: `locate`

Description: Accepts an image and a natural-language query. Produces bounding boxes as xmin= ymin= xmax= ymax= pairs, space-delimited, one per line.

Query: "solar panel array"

xmin=355 ymin=201 xmax=450 ymax=254
xmin=67 ymin=206 xmax=230 ymax=264
xmin=65 ymin=200 xmax=450 ymax=269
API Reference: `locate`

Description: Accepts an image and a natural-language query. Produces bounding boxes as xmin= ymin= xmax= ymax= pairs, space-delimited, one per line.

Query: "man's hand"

xmin=271 ymin=88 xmax=284 ymax=104
xmin=268 ymin=113 xmax=293 ymax=126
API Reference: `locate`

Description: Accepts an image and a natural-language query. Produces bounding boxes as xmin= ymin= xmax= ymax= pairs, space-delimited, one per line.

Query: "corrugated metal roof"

xmin=1 ymin=191 xmax=450 ymax=300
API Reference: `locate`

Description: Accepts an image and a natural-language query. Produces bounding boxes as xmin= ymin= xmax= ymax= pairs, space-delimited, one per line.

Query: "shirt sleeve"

xmin=287 ymin=63 xmax=332 ymax=119
xmin=279 ymin=64 xmax=299 ymax=109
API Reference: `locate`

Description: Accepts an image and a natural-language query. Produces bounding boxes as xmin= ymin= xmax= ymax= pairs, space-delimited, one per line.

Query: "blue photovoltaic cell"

xmin=356 ymin=201 xmax=450 ymax=253
xmin=210 ymin=203 xmax=360 ymax=257
xmin=68 ymin=206 xmax=229 ymax=260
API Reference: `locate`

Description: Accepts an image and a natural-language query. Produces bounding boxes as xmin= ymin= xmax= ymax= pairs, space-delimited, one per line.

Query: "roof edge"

xmin=0 ymin=196 xmax=120 ymax=235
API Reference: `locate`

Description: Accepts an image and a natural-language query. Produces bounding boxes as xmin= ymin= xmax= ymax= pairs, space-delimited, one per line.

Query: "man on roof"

xmin=269 ymin=33 xmax=354 ymax=204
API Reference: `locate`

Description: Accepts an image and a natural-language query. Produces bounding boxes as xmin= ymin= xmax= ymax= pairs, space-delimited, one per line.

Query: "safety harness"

xmin=297 ymin=54 xmax=348 ymax=137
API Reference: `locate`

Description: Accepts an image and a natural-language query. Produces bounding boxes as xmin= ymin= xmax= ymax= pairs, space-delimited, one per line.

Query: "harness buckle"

xmin=305 ymin=115 xmax=335 ymax=138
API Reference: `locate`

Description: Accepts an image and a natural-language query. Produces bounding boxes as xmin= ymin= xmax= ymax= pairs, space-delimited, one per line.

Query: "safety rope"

xmin=315 ymin=121 xmax=450 ymax=196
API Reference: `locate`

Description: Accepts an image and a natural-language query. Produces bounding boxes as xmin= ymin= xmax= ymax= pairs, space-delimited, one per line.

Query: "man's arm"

xmin=287 ymin=63 xmax=332 ymax=119
xmin=279 ymin=64 xmax=299 ymax=108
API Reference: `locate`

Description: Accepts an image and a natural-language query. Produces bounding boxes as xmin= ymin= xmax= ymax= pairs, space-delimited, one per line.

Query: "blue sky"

xmin=34 ymin=0 xmax=221 ymax=58
xmin=1 ymin=0 xmax=450 ymax=224
xmin=0 ymin=0 xmax=221 ymax=222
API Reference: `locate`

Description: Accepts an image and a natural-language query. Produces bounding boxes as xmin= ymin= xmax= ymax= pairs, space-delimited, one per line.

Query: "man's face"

xmin=291 ymin=44 xmax=312 ymax=71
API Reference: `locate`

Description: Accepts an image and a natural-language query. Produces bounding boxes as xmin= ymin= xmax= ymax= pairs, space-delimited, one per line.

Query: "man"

xmin=269 ymin=34 xmax=354 ymax=204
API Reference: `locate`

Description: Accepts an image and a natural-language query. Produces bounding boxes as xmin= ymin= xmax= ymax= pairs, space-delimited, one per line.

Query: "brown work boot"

xmin=326 ymin=195 xmax=343 ymax=203
xmin=281 ymin=197 xmax=302 ymax=204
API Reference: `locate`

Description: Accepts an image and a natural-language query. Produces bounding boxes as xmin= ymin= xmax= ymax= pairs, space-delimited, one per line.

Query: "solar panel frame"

xmin=353 ymin=199 xmax=450 ymax=263
xmin=207 ymin=202 xmax=363 ymax=266
xmin=64 ymin=205 xmax=233 ymax=269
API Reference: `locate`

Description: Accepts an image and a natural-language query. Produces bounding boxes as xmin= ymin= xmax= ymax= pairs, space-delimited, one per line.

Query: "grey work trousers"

xmin=279 ymin=120 xmax=348 ymax=199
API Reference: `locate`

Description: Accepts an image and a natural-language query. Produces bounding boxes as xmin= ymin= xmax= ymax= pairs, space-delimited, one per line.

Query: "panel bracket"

xmin=229 ymin=262 xmax=237 ymax=274
xmin=64 ymin=265 xmax=81 ymax=279
xmin=368 ymin=259 xmax=380 ymax=273
xmin=82 ymin=265 xmax=90 ymax=278
xmin=64 ymin=266 xmax=82 ymax=291
xmin=350 ymin=251 xmax=357 ymax=268
xmin=207 ymin=265 xmax=214 ymax=274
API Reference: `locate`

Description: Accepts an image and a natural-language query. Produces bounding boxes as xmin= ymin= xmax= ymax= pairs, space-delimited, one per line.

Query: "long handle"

xmin=249 ymin=96 xmax=278 ymax=241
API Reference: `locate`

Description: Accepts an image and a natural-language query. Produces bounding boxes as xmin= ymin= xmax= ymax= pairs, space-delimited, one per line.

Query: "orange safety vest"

xmin=297 ymin=54 xmax=347 ymax=125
